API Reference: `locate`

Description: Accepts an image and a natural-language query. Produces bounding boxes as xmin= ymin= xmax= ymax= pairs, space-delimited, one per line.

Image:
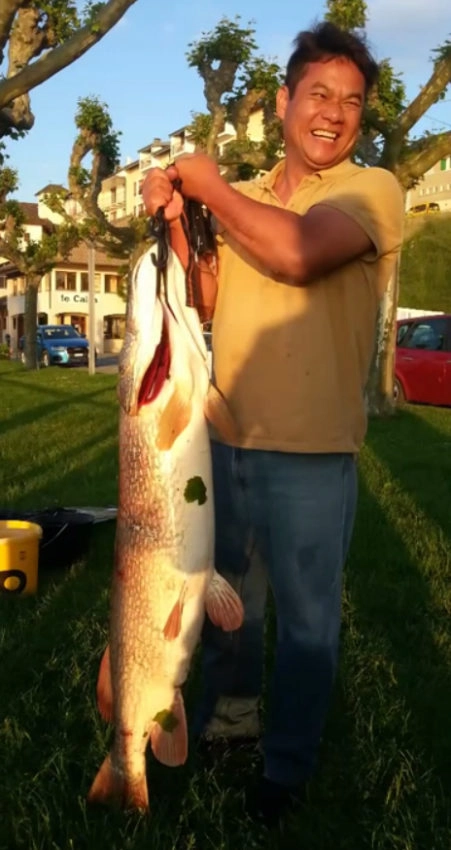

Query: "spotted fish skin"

xmin=88 ymin=247 xmax=243 ymax=812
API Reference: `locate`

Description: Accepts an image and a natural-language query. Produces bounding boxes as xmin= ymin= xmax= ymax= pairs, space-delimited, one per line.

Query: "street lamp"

xmin=64 ymin=195 xmax=96 ymax=376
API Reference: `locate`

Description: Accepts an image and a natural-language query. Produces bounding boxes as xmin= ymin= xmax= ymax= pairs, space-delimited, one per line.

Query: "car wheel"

xmin=41 ymin=351 xmax=50 ymax=368
xmin=393 ymin=377 xmax=406 ymax=406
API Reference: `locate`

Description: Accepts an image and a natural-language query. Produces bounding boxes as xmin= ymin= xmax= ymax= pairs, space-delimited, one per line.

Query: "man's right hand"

xmin=141 ymin=167 xmax=184 ymax=221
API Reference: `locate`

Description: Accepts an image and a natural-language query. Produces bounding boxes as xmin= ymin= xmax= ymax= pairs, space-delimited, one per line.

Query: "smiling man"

xmin=142 ymin=21 xmax=404 ymax=829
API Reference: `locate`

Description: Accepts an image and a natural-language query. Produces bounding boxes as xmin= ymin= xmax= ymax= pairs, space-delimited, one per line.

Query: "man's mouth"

xmin=311 ymin=130 xmax=339 ymax=141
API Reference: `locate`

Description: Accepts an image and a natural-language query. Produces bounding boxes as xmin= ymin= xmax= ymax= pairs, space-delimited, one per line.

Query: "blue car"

xmin=19 ymin=325 xmax=90 ymax=367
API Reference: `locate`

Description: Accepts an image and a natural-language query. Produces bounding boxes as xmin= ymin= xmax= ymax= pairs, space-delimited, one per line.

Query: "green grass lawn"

xmin=1 ymin=359 xmax=451 ymax=849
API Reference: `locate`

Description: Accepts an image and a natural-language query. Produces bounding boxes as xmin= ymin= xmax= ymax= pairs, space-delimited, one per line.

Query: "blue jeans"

xmin=197 ymin=441 xmax=358 ymax=787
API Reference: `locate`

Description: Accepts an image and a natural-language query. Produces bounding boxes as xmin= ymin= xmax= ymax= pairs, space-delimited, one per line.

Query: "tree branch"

xmin=397 ymin=56 xmax=451 ymax=136
xmin=0 ymin=0 xmax=22 ymax=65
xmin=0 ymin=0 xmax=138 ymax=110
xmin=395 ymin=130 xmax=451 ymax=188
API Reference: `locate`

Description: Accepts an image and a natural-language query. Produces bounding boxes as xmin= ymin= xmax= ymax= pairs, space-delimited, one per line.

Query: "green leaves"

xmin=325 ymin=0 xmax=368 ymax=31
xmin=186 ymin=16 xmax=257 ymax=69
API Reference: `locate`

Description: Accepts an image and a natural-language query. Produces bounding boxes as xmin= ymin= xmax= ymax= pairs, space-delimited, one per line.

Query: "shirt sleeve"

xmin=317 ymin=167 xmax=405 ymax=262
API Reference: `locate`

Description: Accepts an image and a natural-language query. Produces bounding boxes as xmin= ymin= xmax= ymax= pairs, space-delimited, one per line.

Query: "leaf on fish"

xmin=184 ymin=475 xmax=207 ymax=505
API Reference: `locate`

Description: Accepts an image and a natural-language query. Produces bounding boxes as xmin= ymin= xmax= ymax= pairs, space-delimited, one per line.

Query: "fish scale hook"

xmin=149 ymin=207 xmax=169 ymax=270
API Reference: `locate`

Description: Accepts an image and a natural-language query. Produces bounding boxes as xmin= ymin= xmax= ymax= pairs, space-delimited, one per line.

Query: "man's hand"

xmin=166 ymin=153 xmax=222 ymax=205
xmin=141 ymin=167 xmax=183 ymax=221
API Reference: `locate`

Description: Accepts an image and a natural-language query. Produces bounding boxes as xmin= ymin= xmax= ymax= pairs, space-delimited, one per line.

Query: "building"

xmin=406 ymin=155 xmax=451 ymax=212
xmin=0 ymin=195 xmax=125 ymax=355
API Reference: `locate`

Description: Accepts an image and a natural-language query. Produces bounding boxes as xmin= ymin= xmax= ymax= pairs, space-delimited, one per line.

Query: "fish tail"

xmin=87 ymin=753 xmax=149 ymax=811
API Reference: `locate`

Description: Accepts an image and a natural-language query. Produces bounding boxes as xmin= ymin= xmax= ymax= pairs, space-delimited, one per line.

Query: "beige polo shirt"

xmin=211 ymin=158 xmax=404 ymax=453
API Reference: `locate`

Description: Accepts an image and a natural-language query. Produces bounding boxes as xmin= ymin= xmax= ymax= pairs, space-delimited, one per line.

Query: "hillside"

xmin=399 ymin=213 xmax=451 ymax=312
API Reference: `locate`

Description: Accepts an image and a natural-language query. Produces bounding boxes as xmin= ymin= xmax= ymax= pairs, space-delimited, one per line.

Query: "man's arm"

xmin=167 ymin=155 xmax=373 ymax=286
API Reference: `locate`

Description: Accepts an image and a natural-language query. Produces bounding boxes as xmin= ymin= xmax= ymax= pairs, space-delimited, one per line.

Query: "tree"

xmin=0 ymin=0 xmax=138 ymax=369
xmin=0 ymin=194 xmax=80 ymax=368
xmin=186 ymin=16 xmax=283 ymax=179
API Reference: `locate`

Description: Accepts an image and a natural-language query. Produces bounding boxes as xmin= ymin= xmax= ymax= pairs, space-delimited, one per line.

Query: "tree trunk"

xmin=366 ymin=260 xmax=399 ymax=416
xmin=23 ymin=277 xmax=40 ymax=370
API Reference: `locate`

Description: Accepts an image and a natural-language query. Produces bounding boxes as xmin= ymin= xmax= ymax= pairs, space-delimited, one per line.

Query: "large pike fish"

xmin=88 ymin=246 xmax=242 ymax=811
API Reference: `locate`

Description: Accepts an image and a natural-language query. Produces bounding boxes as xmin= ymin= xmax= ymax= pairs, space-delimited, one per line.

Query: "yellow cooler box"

xmin=0 ymin=520 xmax=43 ymax=595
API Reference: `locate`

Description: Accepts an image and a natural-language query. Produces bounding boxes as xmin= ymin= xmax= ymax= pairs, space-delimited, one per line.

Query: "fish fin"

xmin=156 ymin=384 xmax=192 ymax=451
xmin=204 ymin=384 xmax=239 ymax=443
xmin=205 ymin=570 xmax=244 ymax=631
xmin=96 ymin=645 xmax=113 ymax=723
xmin=163 ymin=582 xmax=187 ymax=641
xmin=149 ymin=689 xmax=188 ymax=767
xmin=87 ymin=753 xmax=149 ymax=811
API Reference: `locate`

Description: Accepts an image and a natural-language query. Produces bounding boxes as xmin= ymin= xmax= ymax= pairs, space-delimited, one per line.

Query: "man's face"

xmin=276 ymin=56 xmax=365 ymax=175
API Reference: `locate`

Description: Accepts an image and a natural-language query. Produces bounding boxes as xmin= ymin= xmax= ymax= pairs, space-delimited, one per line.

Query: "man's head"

xmin=285 ymin=22 xmax=379 ymax=100
xmin=276 ymin=22 xmax=378 ymax=176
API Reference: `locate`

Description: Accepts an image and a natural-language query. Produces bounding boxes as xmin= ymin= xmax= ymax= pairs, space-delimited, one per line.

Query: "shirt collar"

xmin=258 ymin=157 xmax=358 ymax=195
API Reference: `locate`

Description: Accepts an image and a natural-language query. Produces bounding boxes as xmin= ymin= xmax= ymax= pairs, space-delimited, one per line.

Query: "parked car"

xmin=19 ymin=324 xmax=90 ymax=367
xmin=395 ymin=314 xmax=451 ymax=406
xmin=407 ymin=202 xmax=441 ymax=216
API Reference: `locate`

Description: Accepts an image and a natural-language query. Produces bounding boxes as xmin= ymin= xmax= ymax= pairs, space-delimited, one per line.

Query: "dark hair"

xmin=285 ymin=21 xmax=379 ymax=98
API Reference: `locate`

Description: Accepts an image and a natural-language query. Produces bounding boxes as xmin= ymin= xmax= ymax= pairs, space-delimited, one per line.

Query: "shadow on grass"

xmin=0 ymin=372 xmax=117 ymax=436
xmin=311 ymin=407 xmax=451 ymax=848
xmin=366 ymin=406 xmax=451 ymax=544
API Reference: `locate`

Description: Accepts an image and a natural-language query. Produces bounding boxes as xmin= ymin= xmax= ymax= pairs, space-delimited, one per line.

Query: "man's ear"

xmin=276 ymin=86 xmax=289 ymax=120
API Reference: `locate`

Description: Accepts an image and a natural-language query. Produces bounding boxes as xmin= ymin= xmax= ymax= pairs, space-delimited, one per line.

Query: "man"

xmin=142 ymin=21 xmax=404 ymax=828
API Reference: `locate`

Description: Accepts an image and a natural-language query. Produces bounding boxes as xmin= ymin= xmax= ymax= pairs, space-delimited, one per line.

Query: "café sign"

xmin=57 ymin=292 xmax=99 ymax=306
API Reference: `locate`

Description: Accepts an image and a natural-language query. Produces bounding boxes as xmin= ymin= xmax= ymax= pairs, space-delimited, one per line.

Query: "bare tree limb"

xmin=396 ymin=130 xmax=451 ymax=188
xmin=397 ymin=56 xmax=451 ymax=137
xmin=0 ymin=0 xmax=138 ymax=110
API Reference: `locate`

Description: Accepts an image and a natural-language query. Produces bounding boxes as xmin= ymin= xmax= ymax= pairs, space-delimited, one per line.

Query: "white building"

xmin=0 ymin=194 xmax=125 ymax=355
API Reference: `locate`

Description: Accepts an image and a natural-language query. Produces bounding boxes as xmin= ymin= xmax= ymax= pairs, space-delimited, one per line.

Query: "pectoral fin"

xmin=204 ymin=384 xmax=239 ymax=444
xmin=150 ymin=689 xmax=188 ymax=767
xmin=205 ymin=570 xmax=244 ymax=631
xmin=96 ymin=645 xmax=113 ymax=723
xmin=163 ymin=582 xmax=188 ymax=640
xmin=156 ymin=384 xmax=192 ymax=450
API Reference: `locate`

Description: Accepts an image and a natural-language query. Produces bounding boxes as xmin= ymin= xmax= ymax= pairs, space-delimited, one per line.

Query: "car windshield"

xmin=42 ymin=327 xmax=80 ymax=340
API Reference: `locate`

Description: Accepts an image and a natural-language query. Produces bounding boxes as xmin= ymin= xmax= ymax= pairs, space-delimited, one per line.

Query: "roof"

xmin=0 ymin=240 xmax=123 ymax=276
xmin=66 ymin=243 xmax=123 ymax=268
xmin=17 ymin=202 xmax=54 ymax=230
xmin=35 ymin=184 xmax=66 ymax=196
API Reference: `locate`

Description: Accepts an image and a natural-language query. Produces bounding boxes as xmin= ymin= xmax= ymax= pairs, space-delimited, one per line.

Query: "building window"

xmin=55 ymin=271 xmax=76 ymax=291
xmin=440 ymin=159 xmax=447 ymax=171
xmin=105 ymin=274 xmax=119 ymax=294
xmin=0 ymin=275 xmax=6 ymax=289
xmin=80 ymin=272 xmax=101 ymax=292
xmin=104 ymin=315 xmax=125 ymax=340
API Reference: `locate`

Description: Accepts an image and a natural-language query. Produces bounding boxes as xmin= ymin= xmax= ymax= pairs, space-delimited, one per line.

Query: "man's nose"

xmin=321 ymin=99 xmax=344 ymax=123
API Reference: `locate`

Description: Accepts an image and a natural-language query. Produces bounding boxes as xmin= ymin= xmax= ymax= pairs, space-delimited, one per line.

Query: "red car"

xmin=395 ymin=314 xmax=451 ymax=406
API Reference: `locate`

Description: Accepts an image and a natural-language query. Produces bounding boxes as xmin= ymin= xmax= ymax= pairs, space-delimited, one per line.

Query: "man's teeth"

xmin=312 ymin=130 xmax=337 ymax=139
